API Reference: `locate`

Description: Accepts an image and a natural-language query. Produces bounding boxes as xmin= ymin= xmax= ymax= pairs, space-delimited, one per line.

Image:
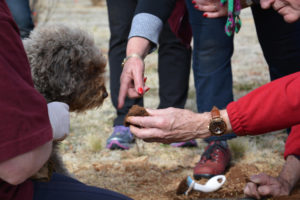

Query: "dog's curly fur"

xmin=23 ymin=24 xmax=107 ymax=113
xmin=23 ymin=24 xmax=108 ymax=179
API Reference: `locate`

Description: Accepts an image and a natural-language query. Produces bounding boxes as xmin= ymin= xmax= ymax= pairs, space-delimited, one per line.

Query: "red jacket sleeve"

xmin=227 ymin=72 xmax=300 ymax=158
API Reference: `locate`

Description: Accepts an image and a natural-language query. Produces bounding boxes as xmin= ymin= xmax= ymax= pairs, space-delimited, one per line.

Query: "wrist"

xmin=122 ymin=53 xmax=144 ymax=67
xmin=220 ymin=109 xmax=232 ymax=134
xmin=279 ymin=155 xmax=300 ymax=193
xmin=195 ymin=112 xmax=212 ymax=138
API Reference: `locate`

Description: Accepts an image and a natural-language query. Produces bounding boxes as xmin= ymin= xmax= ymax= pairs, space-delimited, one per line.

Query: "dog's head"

xmin=23 ymin=24 xmax=108 ymax=112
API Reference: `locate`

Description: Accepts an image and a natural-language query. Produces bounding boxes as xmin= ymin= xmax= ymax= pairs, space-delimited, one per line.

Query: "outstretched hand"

xmin=126 ymin=107 xmax=212 ymax=143
xmin=244 ymin=173 xmax=291 ymax=199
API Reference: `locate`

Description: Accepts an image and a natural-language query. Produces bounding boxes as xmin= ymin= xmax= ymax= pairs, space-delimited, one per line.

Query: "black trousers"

xmin=107 ymin=0 xmax=192 ymax=126
xmin=251 ymin=5 xmax=300 ymax=81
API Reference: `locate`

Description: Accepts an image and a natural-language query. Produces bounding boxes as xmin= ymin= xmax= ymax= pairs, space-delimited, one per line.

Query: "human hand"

xmin=192 ymin=0 xmax=228 ymax=18
xmin=118 ymin=37 xmax=151 ymax=109
xmin=47 ymin=102 xmax=70 ymax=141
xmin=118 ymin=55 xmax=149 ymax=109
xmin=244 ymin=173 xmax=292 ymax=199
xmin=126 ymin=107 xmax=212 ymax=143
xmin=260 ymin=0 xmax=300 ymax=23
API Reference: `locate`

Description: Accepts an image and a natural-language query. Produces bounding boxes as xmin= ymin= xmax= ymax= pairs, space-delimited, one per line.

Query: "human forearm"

xmin=0 ymin=141 xmax=52 ymax=185
xmin=126 ymin=37 xmax=151 ymax=58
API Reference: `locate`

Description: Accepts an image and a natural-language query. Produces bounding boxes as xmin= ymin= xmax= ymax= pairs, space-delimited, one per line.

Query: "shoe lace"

xmin=200 ymin=142 xmax=227 ymax=163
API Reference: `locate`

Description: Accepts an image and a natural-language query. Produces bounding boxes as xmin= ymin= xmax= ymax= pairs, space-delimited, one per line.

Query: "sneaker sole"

xmin=170 ymin=141 xmax=198 ymax=148
xmin=193 ymin=174 xmax=215 ymax=180
xmin=193 ymin=163 xmax=231 ymax=180
xmin=106 ymin=140 xmax=130 ymax=150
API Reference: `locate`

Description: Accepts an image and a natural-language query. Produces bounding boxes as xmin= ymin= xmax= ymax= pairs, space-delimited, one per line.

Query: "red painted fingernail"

xmin=203 ymin=13 xmax=208 ymax=17
xmin=194 ymin=5 xmax=199 ymax=8
xmin=145 ymin=88 xmax=150 ymax=93
xmin=138 ymin=87 xmax=144 ymax=95
xmin=144 ymin=77 xmax=147 ymax=83
xmin=192 ymin=0 xmax=196 ymax=4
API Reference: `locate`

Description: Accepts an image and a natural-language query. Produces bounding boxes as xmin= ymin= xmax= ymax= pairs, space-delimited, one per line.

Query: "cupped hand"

xmin=117 ymin=57 xmax=149 ymax=109
xmin=192 ymin=0 xmax=228 ymax=18
xmin=126 ymin=107 xmax=211 ymax=143
xmin=244 ymin=173 xmax=291 ymax=199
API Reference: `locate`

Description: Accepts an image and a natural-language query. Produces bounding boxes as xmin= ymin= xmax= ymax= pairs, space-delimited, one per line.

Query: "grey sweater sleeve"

xmin=129 ymin=13 xmax=163 ymax=45
xmin=128 ymin=0 xmax=176 ymax=46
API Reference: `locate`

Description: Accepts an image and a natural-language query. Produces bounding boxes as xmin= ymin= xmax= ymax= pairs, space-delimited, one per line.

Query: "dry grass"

xmin=34 ymin=1 xmax=294 ymax=199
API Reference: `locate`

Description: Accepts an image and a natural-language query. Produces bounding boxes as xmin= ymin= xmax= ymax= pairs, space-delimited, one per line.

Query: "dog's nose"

xmin=102 ymin=91 xmax=108 ymax=98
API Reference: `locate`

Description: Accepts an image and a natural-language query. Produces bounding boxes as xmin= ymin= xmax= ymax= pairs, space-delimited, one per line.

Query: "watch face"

xmin=209 ymin=119 xmax=227 ymax=135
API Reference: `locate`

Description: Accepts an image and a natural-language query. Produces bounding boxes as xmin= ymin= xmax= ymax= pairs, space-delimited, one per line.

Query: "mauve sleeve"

xmin=0 ymin=2 xmax=52 ymax=163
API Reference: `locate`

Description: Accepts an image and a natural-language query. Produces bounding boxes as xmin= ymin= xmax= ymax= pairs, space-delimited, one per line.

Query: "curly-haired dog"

xmin=23 ymin=24 xmax=108 ymax=180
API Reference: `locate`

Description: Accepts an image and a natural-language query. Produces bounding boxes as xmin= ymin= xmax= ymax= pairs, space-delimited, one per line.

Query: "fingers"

xmin=257 ymin=185 xmax=274 ymax=196
xmin=272 ymin=0 xmax=288 ymax=10
xmin=260 ymin=0 xmax=275 ymax=9
xmin=127 ymin=115 xmax=166 ymax=129
xmin=250 ymin=174 xmax=270 ymax=185
xmin=129 ymin=125 xmax=166 ymax=140
xmin=145 ymin=108 xmax=172 ymax=116
xmin=244 ymin=182 xmax=261 ymax=199
xmin=196 ymin=4 xmax=219 ymax=12
xmin=203 ymin=11 xmax=227 ymax=18
xmin=118 ymin=75 xmax=131 ymax=109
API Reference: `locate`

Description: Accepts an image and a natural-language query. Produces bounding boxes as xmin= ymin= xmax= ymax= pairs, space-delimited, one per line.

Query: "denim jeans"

xmin=185 ymin=0 xmax=236 ymax=142
xmin=6 ymin=0 xmax=34 ymax=39
xmin=33 ymin=173 xmax=132 ymax=200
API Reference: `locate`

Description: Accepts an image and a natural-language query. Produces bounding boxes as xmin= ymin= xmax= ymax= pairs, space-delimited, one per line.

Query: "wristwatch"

xmin=208 ymin=106 xmax=227 ymax=136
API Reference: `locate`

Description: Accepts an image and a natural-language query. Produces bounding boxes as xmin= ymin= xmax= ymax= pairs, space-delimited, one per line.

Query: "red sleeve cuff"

xmin=226 ymin=101 xmax=247 ymax=136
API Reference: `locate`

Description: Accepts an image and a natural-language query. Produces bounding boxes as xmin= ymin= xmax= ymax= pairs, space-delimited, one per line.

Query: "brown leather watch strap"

xmin=211 ymin=106 xmax=220 ymax=119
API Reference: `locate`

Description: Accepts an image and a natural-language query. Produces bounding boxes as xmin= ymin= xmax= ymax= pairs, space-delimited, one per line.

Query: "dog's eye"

xmin=102 ymin=91 xmax=108 ymax=98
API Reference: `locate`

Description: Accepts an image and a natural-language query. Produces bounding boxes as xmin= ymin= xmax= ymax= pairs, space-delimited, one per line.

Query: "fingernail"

xmin=192 ymin=0 xmax=196 ymax=4
xmin=138 ymin=87 xmax=144 ymax=95
xmin=145 ymin=88 xmax=150 ymax=93
xmin=194 ymin=5 xmax=199 ymax=8
xmin=203 ymin=13 xmax=208 ymax=17
xmin=144 ymin=77 xmax=147 ymax=83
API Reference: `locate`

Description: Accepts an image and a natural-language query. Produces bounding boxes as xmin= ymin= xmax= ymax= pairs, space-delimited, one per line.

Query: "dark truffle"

xmin=124 ymin=105 xmax=149 ymax=127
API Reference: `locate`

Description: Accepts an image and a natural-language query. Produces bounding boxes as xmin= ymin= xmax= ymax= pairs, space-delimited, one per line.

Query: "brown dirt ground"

xmin=36 ymin=0 xmax=300 ymax=199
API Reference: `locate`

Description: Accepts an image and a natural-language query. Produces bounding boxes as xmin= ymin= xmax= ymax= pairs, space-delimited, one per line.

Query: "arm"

xmin=118 ymin=0 xmax=177 ymax=108
xmin=0 ymin=141 xmax=52 ymax=185
xmin=0 ymin=102 xmax=69 ymax=185
xmin=126 ymin=72 xmax=300 ymax=143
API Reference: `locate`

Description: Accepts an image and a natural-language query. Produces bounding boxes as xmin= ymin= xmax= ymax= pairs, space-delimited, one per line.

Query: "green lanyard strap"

xmin=221 ymin=0 xmax=242 ymax=36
